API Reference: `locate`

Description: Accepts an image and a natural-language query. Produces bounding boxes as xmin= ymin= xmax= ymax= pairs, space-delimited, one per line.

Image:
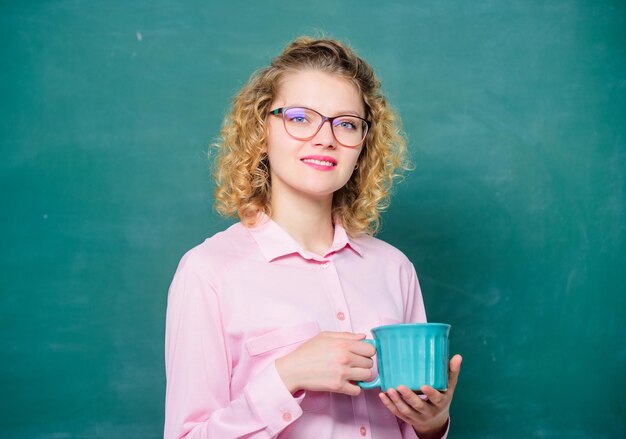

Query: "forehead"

xmin=274 ymin=69 xmax=365 ymax=115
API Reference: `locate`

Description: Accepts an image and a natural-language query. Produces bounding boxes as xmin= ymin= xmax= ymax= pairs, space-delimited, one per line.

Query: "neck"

xmin=270 ymin=188 xmax=335 ymax=257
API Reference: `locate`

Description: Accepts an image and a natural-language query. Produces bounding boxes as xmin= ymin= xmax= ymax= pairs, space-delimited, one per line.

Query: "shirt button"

xmin=360 ymin=425 xmax=367 ymax=436
xmin=321 ymin=261 xmax=330 ymax=268
xmin=282 ymin=412 xmax=292 ymax=422
xmin=336 ymin=311 xmax=345 ymax=321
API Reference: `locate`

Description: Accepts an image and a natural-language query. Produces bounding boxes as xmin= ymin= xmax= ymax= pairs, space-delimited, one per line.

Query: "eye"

xmin=284 ymin=108 xmax=312 ymax=124
xmin=334 ymin=117 xmax=358 ymax=131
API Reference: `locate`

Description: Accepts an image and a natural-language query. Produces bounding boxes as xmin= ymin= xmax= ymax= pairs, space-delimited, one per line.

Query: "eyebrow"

xmin=291 ymin=104 xmax=365 ymax=118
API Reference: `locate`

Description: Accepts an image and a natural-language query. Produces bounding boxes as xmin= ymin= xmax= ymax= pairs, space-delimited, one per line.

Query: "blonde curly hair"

xmin=213 ymin=36 xmax=410 ymax=236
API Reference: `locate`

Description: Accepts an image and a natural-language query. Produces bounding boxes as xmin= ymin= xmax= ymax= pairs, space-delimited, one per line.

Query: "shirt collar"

xmin=247 ymin=213 xmax=363 ymax=262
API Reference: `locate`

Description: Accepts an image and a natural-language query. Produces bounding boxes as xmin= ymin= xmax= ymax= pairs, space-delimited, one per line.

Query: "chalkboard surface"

xmin=1 ymin=1 xmax=624 ymax=438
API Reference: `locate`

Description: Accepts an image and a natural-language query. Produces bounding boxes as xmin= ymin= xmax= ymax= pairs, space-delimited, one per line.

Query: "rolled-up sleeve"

xmin=164 ymin=254 xmax=302 ymax=439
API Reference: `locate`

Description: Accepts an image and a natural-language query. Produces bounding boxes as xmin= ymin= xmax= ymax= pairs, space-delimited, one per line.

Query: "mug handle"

xmin=356 ymin=339 xmax=381 ymax=389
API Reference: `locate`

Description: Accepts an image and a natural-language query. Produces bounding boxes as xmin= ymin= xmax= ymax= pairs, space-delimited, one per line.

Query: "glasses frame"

xmin=270 ymin=106 xmax=370 ymax=149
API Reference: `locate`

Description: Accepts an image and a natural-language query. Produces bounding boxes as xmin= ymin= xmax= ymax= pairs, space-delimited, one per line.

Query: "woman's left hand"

xmin=379 ymin=354 xmax=462 ymax=438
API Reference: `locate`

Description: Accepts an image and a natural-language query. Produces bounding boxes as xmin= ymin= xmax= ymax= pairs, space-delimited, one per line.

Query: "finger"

xmin=350 ymin=340 xmax=377 ymax=357
xmin=419 ymin=385 xmax=445 ymax=406
xmin=386 ymin=388 xmax=421 ymax=420
xmin=447 ymin=354 xmax=463 ymax=391
xmin=341 ymin=382 xmax=362 ymax=397
xmin=397 ymin=385 xmax=430 ymax=412
xmin=348 ymin=367 xmax=373 ymax=382
xmin=322 ymin=331 xmax=366 ymax=340
xmin=379 ymin=392 xmax=405 ymax=420
xmin=345 ymin=352 xmax=374 ymax=369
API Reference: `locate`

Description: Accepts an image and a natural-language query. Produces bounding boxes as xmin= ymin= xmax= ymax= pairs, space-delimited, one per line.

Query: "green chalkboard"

xmin=1 ymin=1 xmax=624 ymax=437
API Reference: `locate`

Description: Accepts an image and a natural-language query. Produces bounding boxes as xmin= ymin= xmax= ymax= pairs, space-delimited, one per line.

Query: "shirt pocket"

xmin=245 ymin=321 xmax=329 ymax=412
xmin=245 ymin=321 xmax=321 ymax=356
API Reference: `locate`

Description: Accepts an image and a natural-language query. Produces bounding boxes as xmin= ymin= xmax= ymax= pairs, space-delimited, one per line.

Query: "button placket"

xmin=317 ymin=255 xmax=371 ymax=436
xmin=351 ymin=387 xmax=372 ymax=439
xmin=320 ymin=260 xmax=353 ymax=331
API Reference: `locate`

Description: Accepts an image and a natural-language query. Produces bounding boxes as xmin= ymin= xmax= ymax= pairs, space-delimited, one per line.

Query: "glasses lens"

xmin=282 ymin=107 xmax=368 ymax=147
xmin=282 ymin=107 xmax=321 ymax=139
xmin=331 ymin=116 xmax=367 ymax=147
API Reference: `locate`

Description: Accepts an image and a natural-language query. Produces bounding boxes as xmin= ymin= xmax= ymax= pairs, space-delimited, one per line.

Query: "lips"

xmin=300 ymin=155 xmax=337 ymax=167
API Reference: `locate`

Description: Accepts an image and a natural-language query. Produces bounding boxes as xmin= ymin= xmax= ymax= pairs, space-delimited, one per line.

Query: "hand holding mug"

xmin=275 ymin=331 xmax=376 ymax=396
xmin=355 ymin=323 xmax=462 ymax=437
xmin=380 ymin=354 xmax=462 ymax=437
xmin=275 ymin=324 xmax=462 ymax=437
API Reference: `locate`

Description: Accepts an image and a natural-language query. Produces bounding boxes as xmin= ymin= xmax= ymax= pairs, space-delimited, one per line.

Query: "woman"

xmin=164 ymin=36 xmax=462 ymax=439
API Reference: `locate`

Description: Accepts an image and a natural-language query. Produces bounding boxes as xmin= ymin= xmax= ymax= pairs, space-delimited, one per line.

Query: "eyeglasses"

xmin=270 ymin=106 xmax=370 ymax=148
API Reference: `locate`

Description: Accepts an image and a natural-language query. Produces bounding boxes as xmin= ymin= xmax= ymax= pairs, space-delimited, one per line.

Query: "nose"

xmin=312 ymin=119 xmax=337 ymax=149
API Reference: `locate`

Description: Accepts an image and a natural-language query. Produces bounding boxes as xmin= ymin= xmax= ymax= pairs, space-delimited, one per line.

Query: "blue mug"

xmin=357 ymin=323 xmax=451 ymax=392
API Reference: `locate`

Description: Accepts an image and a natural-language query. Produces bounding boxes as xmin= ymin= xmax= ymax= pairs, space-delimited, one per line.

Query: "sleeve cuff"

xmin=244 ymin=361 xmax=304 ymax=436
xmin=436 ymin=417 xmax=450 ymax=439
xmin=402 ymin=417 xmax=450 ymax=439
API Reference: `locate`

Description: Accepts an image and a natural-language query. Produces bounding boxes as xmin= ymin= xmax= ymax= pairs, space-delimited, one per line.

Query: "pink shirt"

xmin=164 ymin=215 xmax=449 ymax=438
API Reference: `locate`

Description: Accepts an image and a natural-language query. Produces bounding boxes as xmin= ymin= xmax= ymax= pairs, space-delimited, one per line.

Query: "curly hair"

xmin=212 ymin=36 xmax=411 ymax=236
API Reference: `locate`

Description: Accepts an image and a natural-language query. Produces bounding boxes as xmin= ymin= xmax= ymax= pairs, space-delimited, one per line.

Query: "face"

xmin=266 ymin=69 xmax=365 ymax=206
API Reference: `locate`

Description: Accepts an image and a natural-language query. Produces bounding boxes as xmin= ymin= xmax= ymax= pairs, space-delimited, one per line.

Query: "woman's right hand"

xmin=275 ymin=331 xmax=376 ymax=396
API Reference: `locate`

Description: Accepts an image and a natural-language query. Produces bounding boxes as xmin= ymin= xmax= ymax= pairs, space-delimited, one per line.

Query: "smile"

xmin=301 ymin=158 xmax=336 ymax=167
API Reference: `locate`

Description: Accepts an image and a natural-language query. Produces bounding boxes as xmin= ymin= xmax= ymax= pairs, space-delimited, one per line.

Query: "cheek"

xmin=265 ymin=119 xmax=282 ymax=147
xmin=348 ymin=150 xmax=363 ymax=167
xmin=265 ymin=139 xmax=282 ymax=164
xmin=265 ymin=137 xmax=294 ymax=173
xmin=266 ymin=123 xmax=293 ymax=153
